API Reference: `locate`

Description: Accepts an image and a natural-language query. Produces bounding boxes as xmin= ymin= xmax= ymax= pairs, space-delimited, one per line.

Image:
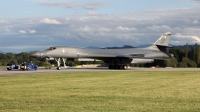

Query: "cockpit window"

xmin=46 ymin=47 xmax=56 ymax=50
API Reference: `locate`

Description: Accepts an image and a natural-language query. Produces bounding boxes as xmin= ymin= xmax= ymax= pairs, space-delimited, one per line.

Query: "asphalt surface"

xmin=1 ymin=67 xmax=200 ymax=76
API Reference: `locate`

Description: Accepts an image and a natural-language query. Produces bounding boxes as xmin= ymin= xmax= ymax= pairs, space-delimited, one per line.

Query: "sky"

xmin=0 ymin=0 xmax=200 ymax=53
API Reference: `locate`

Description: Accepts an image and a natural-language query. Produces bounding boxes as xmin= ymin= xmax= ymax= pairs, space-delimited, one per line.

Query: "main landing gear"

xmin=54 ymin=58 xmax=67 ymax=70
xmin=108 ymin=65 xmax=127 ymax=70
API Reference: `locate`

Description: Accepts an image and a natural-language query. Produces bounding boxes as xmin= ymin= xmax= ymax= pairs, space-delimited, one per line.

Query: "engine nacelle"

xmin=74 ymin=58 xmax=101 ymax=61
xmin=131 ymin=59 xmax=154 ymax=64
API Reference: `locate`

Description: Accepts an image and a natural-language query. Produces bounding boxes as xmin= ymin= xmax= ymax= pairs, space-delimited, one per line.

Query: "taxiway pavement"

xmin=1 ymin=67 xmax=200 ymax=76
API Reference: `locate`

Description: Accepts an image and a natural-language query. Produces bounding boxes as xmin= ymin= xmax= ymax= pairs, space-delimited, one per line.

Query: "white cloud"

xmin=116 ymin=26 xmax=137 ymax=32
xmin=39 ymin=2 xmax=78 ymax=8
xmin=5 ymin=28 xmax=10 ymax=32
xmin=19 ymin=30 xmax=26 ymax=34
xmin=192 ymin=36 xmax=200 ymax=42
xmin=145 ymin=25 xmax=172 ymax=32
xmin=174 ymin=33 xmax=200 ymax=43
xmin=0 ymin=45 xmax=49 ymax=50
xmin=79 ymin=25 xmax=94 ymax=32
xmin=87 ymin=11 xmax=100 ymax=16
xmin=193 ymin=20 xmax=199 ymax=24
xmin=18 ymin=29 xmax=36 ymax=34
xmin=1 ymin=7 xmax=200 ymax=53
xmin=79 ymin=17 xmax=87 ymax=21
xmin=83 ymin=2 xmax=108 ymax=10
xmin=0 ymin=20 xmax=4 ymax=23
xmin=83 ymin=6 xmax=96 ymax=10
xmin=192 ymin=0 xmax=200 ymax=3
xmin=39 ymin=2 xmax=108 ymax=10
xmin=65 ymin=18 xmax=70 ymax=21
xmin=40 ymin=18 xmax=61 ymax=24
xmin=99 ymin=27 xmax=111 ymax=32
xmin=0 ymin=19 xmax=9 ymax=24
xmin=5 ymin=26 xmax=12 ymax=32
xmin=29 ymin=30 xmax=37 ymax=34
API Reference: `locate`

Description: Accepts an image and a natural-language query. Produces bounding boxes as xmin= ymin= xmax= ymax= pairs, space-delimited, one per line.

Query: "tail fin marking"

xmin=153 ymin=32 xmax=171 ymax=47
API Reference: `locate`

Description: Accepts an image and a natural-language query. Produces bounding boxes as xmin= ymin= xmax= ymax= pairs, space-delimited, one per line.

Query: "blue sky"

xmin=0 ymin=0 xmax=198 ymax=18
xmin=0 ymin=0 xmax=200 ymax=52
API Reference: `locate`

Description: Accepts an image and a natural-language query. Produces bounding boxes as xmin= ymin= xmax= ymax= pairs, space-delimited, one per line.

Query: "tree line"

xmin=139 ymin=43 xmax=200 ymax=68
xmin=0 ymin=52 xmax=103 ymax=67
xmin=0 ymin=43 xmax=200 ymax=67
xmin=0 ymin=52 xmax=40 ymax=66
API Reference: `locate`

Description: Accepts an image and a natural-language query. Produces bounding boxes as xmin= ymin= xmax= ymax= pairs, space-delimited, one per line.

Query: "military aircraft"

xmin=31 ymin=32 xmax=173 ymax=70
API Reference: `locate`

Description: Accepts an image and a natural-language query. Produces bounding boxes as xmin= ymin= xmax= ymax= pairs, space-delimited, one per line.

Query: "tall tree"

xmin=185 ymin=43 xmax=188 ymax=58
xmin=195 ymin=43 xmax=200 ymax=66
xmin=189 ymin=45 xmax=195 ymax=61
xmin=164 ymin=57 xmax=178 ymax=68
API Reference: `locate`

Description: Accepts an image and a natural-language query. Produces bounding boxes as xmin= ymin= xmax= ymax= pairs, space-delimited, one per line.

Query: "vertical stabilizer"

xmin=153 ymin=32 xmax=171 ymax=46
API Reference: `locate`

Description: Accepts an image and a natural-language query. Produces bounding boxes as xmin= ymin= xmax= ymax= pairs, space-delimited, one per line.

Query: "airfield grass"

xmin=0 ymin=71 xmax=200 ymax=112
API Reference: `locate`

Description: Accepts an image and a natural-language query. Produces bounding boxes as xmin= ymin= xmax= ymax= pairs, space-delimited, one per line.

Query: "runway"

xmin=1 ymin=67 xmax=200 ymax=76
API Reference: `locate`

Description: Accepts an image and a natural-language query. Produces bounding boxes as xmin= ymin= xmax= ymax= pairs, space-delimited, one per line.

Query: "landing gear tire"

xmin=109 ymin=65 xmax=126 ymax=70
xmin=109 ymin=65 xmax=114 ymax=69
xmin=117 ymin=65 xmax=123 ymax=69
xmin=22 ymin=66 xmax=27 ymax=71
xmin=123 ymin=65 xmax=126 ymax=70
xmin=57 ymin=67 xmax=61 ymax=70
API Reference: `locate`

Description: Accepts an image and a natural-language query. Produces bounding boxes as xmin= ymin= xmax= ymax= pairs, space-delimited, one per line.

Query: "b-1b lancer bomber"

xmin=31 ymin=32 xmax=173 ymax=70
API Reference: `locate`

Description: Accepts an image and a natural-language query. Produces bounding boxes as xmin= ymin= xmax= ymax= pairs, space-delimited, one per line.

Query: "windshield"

xmin=46 ymin=47 xmax=56 ymax=51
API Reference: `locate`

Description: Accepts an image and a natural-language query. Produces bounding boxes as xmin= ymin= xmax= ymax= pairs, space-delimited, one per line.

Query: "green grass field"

xmin=0 ymin=71 xmax=200 ymax=112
